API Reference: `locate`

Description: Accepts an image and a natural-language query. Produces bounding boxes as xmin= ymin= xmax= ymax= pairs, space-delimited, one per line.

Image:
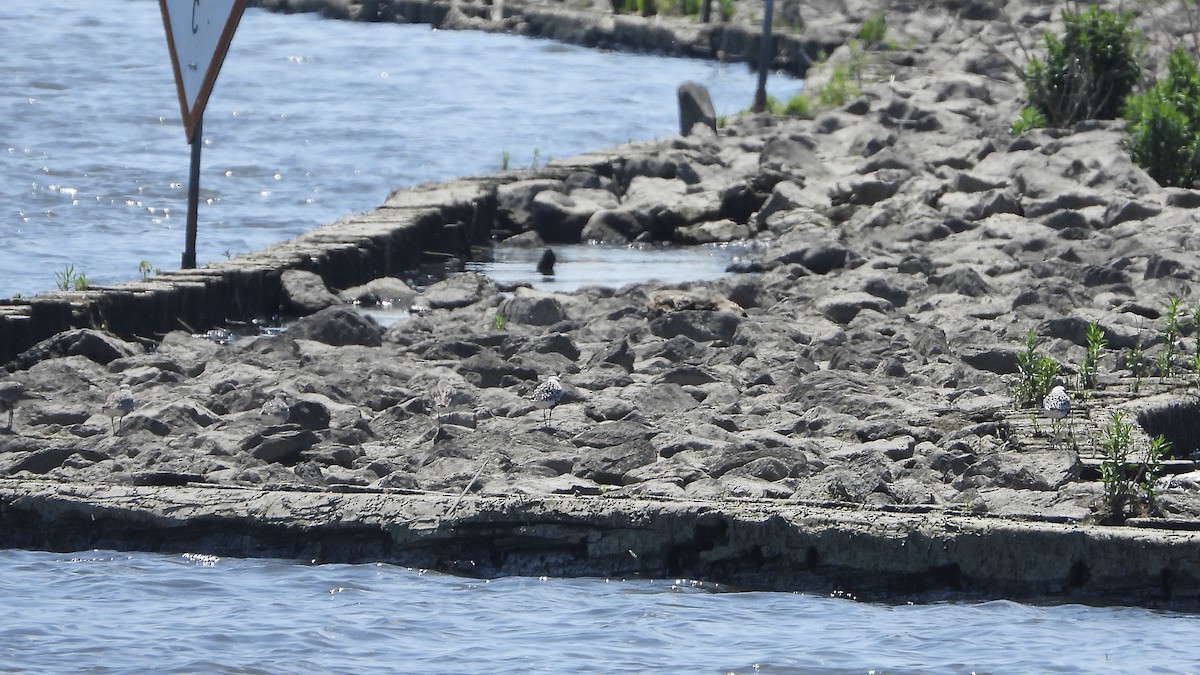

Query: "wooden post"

xmin=753 ymin=0 xmax=775 ymax=112
xmin=183 ymin=114 xmax=202 ymax=270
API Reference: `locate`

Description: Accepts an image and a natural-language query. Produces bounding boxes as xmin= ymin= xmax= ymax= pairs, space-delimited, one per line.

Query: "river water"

xmin=0 ymin=0 xmax=796 ymax=298
xmin=1 ymin=549 xmax=1198 ymax=674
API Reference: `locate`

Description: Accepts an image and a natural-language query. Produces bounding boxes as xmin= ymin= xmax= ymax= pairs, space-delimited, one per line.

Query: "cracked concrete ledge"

xmin=1 ymin=480 xmax=1196 ymax=609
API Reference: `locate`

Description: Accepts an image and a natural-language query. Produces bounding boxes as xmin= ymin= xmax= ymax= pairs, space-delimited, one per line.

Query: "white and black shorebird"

xmin=260 ymin=392 xmax=291 ymax=426
xmin=529 ymin=375 xmax=564 ymax=427
xmin=1042 ymin=384 xmax=1071 ymax=444
xmin=103 ymin=384 xmax=136 ymax=433
xmin=0 ymin=382 xmax=38 ymax=431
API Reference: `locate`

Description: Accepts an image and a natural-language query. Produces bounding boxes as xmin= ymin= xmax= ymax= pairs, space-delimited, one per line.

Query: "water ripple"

xmin=3 ymin=549 xmax=1199 ymax=673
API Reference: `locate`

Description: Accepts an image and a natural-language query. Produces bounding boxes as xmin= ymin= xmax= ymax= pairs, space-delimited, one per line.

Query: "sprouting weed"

xmin=1077 ymin=320 xmax=1107 ymax=392
xmin=1125 ymin=339 xmax=1148 ymax=393
xmin=1159 ymin=294 xmax=1184 ymax=378
xmin=1097 ymin=410 xmax=1169 ymax=523
xmin=1011 ymin=329 xmax=1060 ymax=408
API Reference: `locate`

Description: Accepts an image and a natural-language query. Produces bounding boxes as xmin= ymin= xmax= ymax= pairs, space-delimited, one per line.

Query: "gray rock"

xmin=13 ymin=329 xmax=141 ymax=369
xmin=499 ymin=290 xmax=569 ymax=326
xmin=288 ymin=306 xmax=383 ymax=347
xmin=677 ymin=80 xmax=716 ymax=136
xmin=280 ymin=269 xmax=339 ymax=316
xmin=421 ymin=272 xmax=493 ymax=310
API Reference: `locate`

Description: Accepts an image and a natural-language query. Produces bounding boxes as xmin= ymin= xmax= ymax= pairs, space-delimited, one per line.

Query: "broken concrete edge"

xmin=0 ymin=479 xmax=1194 ymax=610
xmin=0 ymin=160 xmax=612 ymax=368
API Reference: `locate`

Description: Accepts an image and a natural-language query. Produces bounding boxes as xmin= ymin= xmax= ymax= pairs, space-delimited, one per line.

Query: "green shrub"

xmin=717 ymin=0 xmax=734 ymax=21
xmin=1098 ymin=411 xmax=1168 ymax=523
xmin=1010 ymin=105 xmax=1047 ymax=136
xmin=782 ymin=93 xmax=812 ymax=118
xmin=816 ymin=64 xmax=859 ymax=107
xmin=1011 ymin=329 xmax=1060 ymax=408
xmin=1024 ymin=7 xmax=1142 ymax=127
xmin=678 ymin=0 xmax=701 ymax=16
xmin=858 ymin=11 xmax=887 ymax=46
xmin=1126 ymin=46 xmax=1200 ymax=188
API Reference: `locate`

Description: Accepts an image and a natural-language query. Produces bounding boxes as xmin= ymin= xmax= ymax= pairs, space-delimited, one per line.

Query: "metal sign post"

xmin=159 ymin=0 xmax=246 ymax=268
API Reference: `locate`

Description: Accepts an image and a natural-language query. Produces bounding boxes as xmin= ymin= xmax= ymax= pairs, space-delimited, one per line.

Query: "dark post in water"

xmin=183 ymin=115 xmax=202 ymax=270
xmin=753 ymin=0 xmax=775 ymax=112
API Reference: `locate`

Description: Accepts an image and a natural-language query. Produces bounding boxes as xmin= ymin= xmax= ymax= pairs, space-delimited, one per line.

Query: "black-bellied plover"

xmin=103 ymin=384 xmax=136 ymax=433
xmin=260 ymin=392 xmax=291 ymax=426
xmin=1042 ymin=384 xmax=1071 ymax=444
xmin=529 ymin=375 xmax=563 ymax=427
xmin=0 ymin=382 xmax=34 ymax=430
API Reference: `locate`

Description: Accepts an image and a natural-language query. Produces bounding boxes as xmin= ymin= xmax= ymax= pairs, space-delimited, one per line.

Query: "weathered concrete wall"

xmin=0 ymin=481 xmax=1195 ymax=608
xmin=0 ymin=165 xmax=586 ymax=367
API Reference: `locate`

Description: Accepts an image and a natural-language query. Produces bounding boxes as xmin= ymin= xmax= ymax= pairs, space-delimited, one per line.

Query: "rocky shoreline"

xmin=4 ymin=0 xmax=1200 ymax=608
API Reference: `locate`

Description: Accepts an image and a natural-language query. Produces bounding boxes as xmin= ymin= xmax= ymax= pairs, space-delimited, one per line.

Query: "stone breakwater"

xmin=2 ymin=481 xmax=1197 ymax=607
xmin=3 ymin=0 xmax=1200 ymax=607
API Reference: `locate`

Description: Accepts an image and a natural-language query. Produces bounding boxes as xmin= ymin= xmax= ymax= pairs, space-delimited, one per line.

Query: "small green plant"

xmin=1192 ymin=304 xmax=1200 ymax=359
xmin=1142 ymin=435 xmax=1169 ymax=506
xmin=782 ymin=92 xmax=813 ymax=118
xmin=54 ymin=264 xmax=88 ymax=291
xmin=1158 ymin=294 xmax=1185 ymax=378
xmin=1125 ymin=46 xmax=1200 ymax=188
xmin=816 ymin=63 xmax=860 ymax=107
xmin=1077 ymin=320 xmax=1107 ymax=392
xmin=493 ymin=313 xmax=507 ymax=331
xmin=1098 ymin=411 xmax=1135 ymax=522
xmin=530 ymin=148 xmax=543 ymax=170
xmin=678 ymin=0 xmax=701 ymax=16
xmin=1125 ymin=339 xmax=1149 ymax=393
xmin=1010 ymin=105 xmax=1047 ymax=136
xmin=500 ymin=150 xmax=511 ymax=171
xmin=1097 ymin=411 xmax=1168 ymax=523
xmin=1023 ymin=7 xmax=1142 ymax=128
xmin=1012 ymin=329 xmax=1060 ymax=408
xmin=717 ymin=0 xmax=734 ymax=21
xmin=138 ymin=260 xmax=154 ymax=280
xmin=858 ymin=11 xmax=887 ymax=47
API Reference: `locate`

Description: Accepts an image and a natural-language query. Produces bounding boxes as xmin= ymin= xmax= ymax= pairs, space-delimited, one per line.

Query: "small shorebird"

xmin=1042 ymin=384 xmax=1071 ymax=445
xmin=431 ymin=379 xmax=456 ymax=425
xmin=529 ymin=375 xmax=564 ymax=427
xmin=260 ymin=392 xmax=291 ymax=426
xmin=103 ymin=384 xmax=136 ymax=433
xmin=0 ymin=382 xmax=37 ymax=431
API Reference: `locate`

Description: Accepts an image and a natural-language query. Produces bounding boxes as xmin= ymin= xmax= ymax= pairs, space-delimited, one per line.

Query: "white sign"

xmin=159 ymin=0 xmax=246 ymax=141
